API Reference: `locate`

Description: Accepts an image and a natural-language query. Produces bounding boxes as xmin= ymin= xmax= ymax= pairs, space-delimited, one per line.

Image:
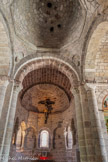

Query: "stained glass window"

xmin=103 ymin=95 xmax=108 ymax=110
xmin=102 ymin=95 xmax=108 ymax=132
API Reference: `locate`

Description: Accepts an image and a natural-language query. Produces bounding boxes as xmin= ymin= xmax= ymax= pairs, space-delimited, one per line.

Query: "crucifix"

xmin=38 ymin=99 xmax=55 ymax=124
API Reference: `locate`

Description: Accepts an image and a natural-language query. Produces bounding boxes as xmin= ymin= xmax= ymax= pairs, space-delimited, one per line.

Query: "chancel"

xmin=0 ymin=0 xmax=107 ymax=162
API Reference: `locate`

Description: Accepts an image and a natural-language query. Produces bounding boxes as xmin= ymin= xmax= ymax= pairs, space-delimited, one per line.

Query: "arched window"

xmin=64 ymin=126 xmax=73 ymax=149
xmin=40 ymin=130 xmax=49 ymax=148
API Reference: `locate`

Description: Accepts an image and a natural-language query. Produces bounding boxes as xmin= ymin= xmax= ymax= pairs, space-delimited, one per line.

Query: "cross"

xmin=38 ymin=99 xmax=55 ymax=124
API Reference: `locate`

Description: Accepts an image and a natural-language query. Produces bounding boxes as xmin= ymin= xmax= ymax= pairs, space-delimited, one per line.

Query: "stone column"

xmin=72 ymin=87 xmax=87 ymax=162
xmin=0 ymin=81 xmax=22 ymax=162
xmin=0 ymin=78 xmax=9 ymax=119
xmin=79 ymin=85 xmax=97 ymax=162
xmin=85 ymin=83 xmax=108 ymax=162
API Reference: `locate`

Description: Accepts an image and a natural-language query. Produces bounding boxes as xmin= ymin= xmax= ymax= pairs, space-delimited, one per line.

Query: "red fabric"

xmin=39 ymin=156 xmax=49 ymax=160
xmin=39 ymin=156 xmax=52 ymax=160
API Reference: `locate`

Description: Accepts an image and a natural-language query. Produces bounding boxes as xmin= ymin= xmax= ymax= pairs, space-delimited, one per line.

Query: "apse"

xmin=9 ymin=66 xmax=78 ymax=162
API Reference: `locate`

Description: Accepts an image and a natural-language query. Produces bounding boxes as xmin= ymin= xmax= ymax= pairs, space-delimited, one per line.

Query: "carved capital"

xmin=84 ymin=83 xmax=96 ymax=91
xmin=71 ymin=87 xmax=79 ymax=95
xmin=14 ymin=80 xmax=23 ymax=93
xmin=1 ymin=0 xmax=14 ymax=6
xmin=0 ymin=75 xmax=9 ymax=86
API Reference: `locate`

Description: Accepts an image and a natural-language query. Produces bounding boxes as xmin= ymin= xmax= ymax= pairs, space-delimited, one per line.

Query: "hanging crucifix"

xmin=38 ymin=99 xmax=55 ymax=124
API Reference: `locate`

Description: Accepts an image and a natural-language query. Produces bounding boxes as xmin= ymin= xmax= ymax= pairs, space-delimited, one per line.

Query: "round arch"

xmin=14 ymin=57 xmax=80 ymax=89
xmin=81 ymin=11 xmax=108 ymax=81
xmin=38 ymin=127 xmax=51 ymax=149
xmin=12 ymin=57 xmax=80 ymax=152
xmin=0 ymin=11 xmax=13 ymax=77
xmin=6 ymin=57 xmax=81 ymax=162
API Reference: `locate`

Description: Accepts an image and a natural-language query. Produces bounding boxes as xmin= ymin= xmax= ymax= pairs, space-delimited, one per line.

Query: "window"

xmin=102 ymin=95 xmax=108 ymax=133
xmin=40 ymin=130 xmax=49 ymax=148
xmin=103 ymin=95 xmax=108 ymax=110
xmin=64 ymin=126 xmax=73 ymax=149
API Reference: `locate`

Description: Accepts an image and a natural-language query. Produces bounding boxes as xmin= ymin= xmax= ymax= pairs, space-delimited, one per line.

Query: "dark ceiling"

xmin=11 ymin=0 xmax=83 ymax=48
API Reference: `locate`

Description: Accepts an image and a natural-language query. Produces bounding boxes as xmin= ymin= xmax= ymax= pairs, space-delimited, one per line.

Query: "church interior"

xmin=0 ymin=0 xmax=108 ymax=162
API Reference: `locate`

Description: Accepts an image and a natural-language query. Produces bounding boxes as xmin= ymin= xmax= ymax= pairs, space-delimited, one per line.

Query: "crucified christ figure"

xmin=38 ymin=99 xmax=55 ymax=124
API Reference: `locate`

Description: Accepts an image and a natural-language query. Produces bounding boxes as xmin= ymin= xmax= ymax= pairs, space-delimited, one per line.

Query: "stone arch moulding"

xmin=39 ymin=127 xmax=51 ymax=134
xmin=14 ymin=56 xmax=80 ymax=89
xmin=0 ymin=9 xmax=14 ymax=76
xmin=81 ymin=14 xmax=108 ymax=81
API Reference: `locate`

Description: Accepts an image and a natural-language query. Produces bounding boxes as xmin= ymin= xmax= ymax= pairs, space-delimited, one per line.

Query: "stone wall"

xmin=9 ymin=95 xmax=78 ymax=162
xmin=95 ymin=33 xmax=108 ymax=82
xmin=84 ymin=21 xmax=108 ymax=82
xmin=0 ymin=16 xmax=10 ymax=76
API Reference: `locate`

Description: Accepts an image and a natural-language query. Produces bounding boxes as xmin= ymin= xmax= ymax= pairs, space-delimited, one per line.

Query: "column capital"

xmin=84 ymin=83 xmax=97 ymax=91
xmin=0 ymin=75 xmax=9 ymax=86
xmin=13 ymin=80 xmax=23 ymax=93
xmin=71 ymin=87 xmax=79 ymax=95
xmin=8 ymin=77 xmax=23 ymax=93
